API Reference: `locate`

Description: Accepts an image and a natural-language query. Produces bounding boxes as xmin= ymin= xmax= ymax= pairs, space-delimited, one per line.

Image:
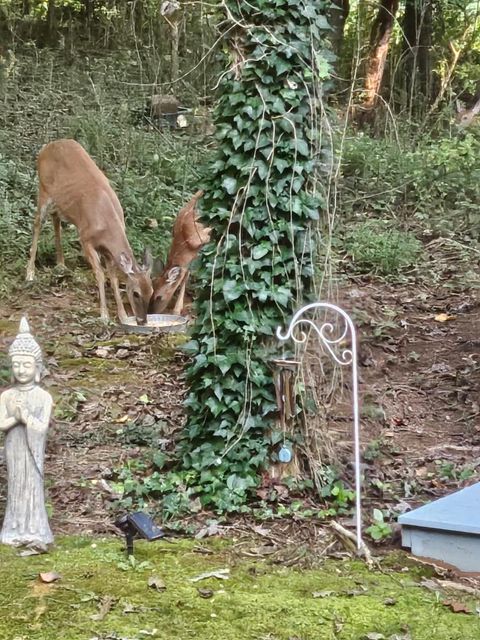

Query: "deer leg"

xmin=107 ymin=262 xmax=128 ymax=323
xmin=26 ymin=190 xmax=51 ymax=281
xmin=52 ymin=213 xmax=65 ymax=267
xmin=172 ymin=273 xmax=188 ymax=315
xmin=82 ymin=242 xmax=109 ymax=322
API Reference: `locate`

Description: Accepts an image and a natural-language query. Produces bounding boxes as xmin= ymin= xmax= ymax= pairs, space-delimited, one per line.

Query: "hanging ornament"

xmin=278 ymin=444 xmax=292 ymax=464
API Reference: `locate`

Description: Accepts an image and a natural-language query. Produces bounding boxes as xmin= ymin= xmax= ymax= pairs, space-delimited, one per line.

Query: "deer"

xmin=26 ymin=138 xmax=153 ymax=325
xmin=150 ymin=190 xmax=211 ymax=316
xmin=455 ymin=95 xmax=480 ymax=128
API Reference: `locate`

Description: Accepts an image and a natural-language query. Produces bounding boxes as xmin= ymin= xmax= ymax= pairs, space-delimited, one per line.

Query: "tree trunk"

xmin=358 ymin=0 xmax=399 ymax=122
xmin=402 ymin=0 xmax=433 ymax=109
xmin=328 ymin=0 xmax=349 ymax=61
xmin=170 ymin=17 xmax=180 ymax=84
xmin=45 ymin=0 xmax=57 ymax=45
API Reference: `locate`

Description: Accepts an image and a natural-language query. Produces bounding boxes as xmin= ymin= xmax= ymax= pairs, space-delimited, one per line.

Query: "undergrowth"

xmin=0 ymin=47 xmax=212 ymax=294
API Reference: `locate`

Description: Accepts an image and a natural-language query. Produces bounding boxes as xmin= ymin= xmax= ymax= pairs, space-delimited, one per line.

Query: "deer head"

xmin=119 ymin=250 xmax=153 ymax=325
xmin=150 ymin=265 xmax=187 ymax=314
xmin=149 ymin=191 xmax=209 ymax=316
xmin=455 ymin=96 xmax=480 ymax=129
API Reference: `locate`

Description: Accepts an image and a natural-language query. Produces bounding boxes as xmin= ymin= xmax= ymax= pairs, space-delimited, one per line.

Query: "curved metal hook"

xmin=277 ymin=302 xmax=363 ymax=550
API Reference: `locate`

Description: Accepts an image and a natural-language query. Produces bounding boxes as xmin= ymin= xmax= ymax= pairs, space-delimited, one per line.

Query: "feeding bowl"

xmin=119 ymin=313 xmax=188 ymax=335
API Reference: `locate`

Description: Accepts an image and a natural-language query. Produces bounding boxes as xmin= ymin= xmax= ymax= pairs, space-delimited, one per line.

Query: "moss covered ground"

xmin=0 ymin=537 xmax=478 ymax=640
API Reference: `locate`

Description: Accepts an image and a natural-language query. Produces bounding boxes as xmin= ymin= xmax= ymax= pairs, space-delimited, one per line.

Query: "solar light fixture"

xmin=114 ymin=511 xmax=165 ymax=556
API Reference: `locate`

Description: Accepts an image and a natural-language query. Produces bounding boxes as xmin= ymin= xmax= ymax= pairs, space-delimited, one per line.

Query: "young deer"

xmin=455 ymin=96 xmax=480 ymax=128
xmin=150 ymin=190 xmax=211 ymax=315
xmin=26 ymin=139 xmax=153 ymax=324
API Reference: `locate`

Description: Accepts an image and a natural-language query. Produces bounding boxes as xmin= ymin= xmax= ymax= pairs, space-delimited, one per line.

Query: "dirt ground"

xmin=0 ymin=263 xmax=478 ymax=544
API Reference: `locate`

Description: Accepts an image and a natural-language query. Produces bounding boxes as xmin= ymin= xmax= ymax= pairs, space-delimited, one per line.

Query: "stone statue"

xmin=0 ymin=318 xmax=53 ymax=549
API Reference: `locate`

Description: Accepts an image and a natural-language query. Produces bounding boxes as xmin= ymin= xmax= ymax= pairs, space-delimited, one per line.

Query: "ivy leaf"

xmin=274 ymin=157 xmax=290 ymax=173
xmin=223 ymin=279 xmax=244 ymax=302
xmin=222 ymin=177 xmax=238 ymax=194
xmin=293 ymin=139 xmax=310 ymax=157
xmin=252 ymin=245 xmax=270 ymax=260
xmin=315 ymin=53 xmax=331 ymax=79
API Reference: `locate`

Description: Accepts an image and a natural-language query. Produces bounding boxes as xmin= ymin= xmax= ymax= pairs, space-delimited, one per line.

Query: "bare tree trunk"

xmin=170 ymin=16 xmax=179 ymax=83
xmin=402 ymin=0 xmax=433 ymax=111
xmin=328 ymin=0 xmax=349 ymax=61
xmin=84 ymin=0 xmax=93 ymax=31
xmin=358 ymin=0 xmax=399 ymax=123
xmin=45 ymin=0 xmax=57 ymax=44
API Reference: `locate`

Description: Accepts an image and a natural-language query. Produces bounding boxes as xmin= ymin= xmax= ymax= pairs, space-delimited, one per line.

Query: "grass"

xmin=0 ymin=537 xmax=478 ymax=640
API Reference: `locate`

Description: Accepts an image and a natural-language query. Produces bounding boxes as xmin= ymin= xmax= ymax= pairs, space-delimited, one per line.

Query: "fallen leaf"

xmin=197 ymin=588 xmax=214 ymax=598
xmin=384 ymin=597 xmax=397 ymax=606
xmin=115 ymin=414 xmax=130 ymax=424
xmin=441 ymin=599 xmax=471 ymax=614
xmin=363 ymin=633 xmax=385 ymax=640
xmin=190 ymin=568 xmax=230 ymax=582
xmin=39 ymin=572 xmax=61 ymax=583
xmin=94 ymin=346 xmax=111 ymax=358
xmin=312 ymin=590 xmax=335 ymax=598
xmin=434 ymin=313 xmax=456 ymax=323
xmin=90 ymin=595 xmax=116 ymax=621
xmin=195 ymin=522 xmax=220 ymax=539
xmin=436 ymin=579 xmax=480 ymax=597
xmin=148 ymin=576 xmax=166 ymax=591
xmin=344 ymin=587 xmax=368 ymax=597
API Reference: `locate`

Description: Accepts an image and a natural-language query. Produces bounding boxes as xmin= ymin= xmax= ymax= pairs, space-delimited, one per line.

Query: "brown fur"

xmin=150 ymin=190 xmax=211 ymax=315
xmin=26 ymin=139 xmax=153 ymax=324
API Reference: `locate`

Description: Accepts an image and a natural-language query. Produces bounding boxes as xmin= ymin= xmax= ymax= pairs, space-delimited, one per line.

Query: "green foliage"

xmin=0 ymin=154 xmax=36 ymax=280
xmin=344 ymin=220 xmax=422 ymax=276
xmin=340 ymin=132 xmax=480 ymax=234
xmin=436 ymin=460 xmax=476 ymax=482
xmin=180 ymin=0 xmax=333 ymax=512
xmin=366 ymin=508 xmax=393 ymax=541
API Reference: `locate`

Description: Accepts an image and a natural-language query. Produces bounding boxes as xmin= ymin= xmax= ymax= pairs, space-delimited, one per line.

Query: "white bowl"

xmin=119 ymin=313 xmax=188 ymax=334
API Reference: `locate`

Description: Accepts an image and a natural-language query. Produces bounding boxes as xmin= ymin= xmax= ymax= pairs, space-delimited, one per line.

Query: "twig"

xmin=330 ymin=520 xmax=374 ymax=568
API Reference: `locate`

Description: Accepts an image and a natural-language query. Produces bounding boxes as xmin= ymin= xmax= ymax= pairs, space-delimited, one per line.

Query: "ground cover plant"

xmin=1 ymin=537 xmax=480 ymax=640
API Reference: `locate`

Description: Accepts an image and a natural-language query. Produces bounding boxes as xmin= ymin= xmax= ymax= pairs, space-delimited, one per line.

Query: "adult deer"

xmin=26 ymin=139 xmax=153 ymax=324
xmin=455 ymin=96 xmax=480 ymax=128
xmin=150 ymin=190 xmax=211 ymax=315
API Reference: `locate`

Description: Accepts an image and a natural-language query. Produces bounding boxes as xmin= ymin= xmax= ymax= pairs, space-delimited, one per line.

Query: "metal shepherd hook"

xmin=276 ymin=302 xmax=363 ymax=550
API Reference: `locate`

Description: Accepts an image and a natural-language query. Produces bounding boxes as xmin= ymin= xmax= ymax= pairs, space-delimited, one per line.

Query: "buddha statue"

xmin=0 ymin=317 xmax=54 ymax=549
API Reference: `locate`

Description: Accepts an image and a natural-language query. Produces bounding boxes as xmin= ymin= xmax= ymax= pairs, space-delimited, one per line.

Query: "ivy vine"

xmin=181 ymin=0 xmax=334 ymax=512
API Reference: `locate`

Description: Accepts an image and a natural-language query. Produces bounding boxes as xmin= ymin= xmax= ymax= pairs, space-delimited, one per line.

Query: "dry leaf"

xmin=148 ymin=576 xmax=166 ymax=591
xmin=312 ymin=590 xmax=335 ymax=598
xmin=39 ymin=572 xmax=61 ymax=583
xmin=434 ymin=313 xmax=456 ymax=323
xmin=90 ymin=595 xmax=116 ymax=621
xmin=197 ymin=588 xmax=214 ymax=598
xmin=190 ymin=568 xmax=230 ymax=582
xmin=442 ymin=599 xmax=471 ymax=614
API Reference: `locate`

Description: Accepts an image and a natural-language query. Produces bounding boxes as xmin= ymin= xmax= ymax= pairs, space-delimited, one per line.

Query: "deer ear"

xmin=140 ymin=247 xmax=154 ymax=274
xmin=166 ymin=266 xmax=182 ymax=285
xmin=152 ymin=256 xmax=165 ymax=277
xmin=455 ymin=99 xmax=465 ymax=113
xmin=118 ymin=252 xmax=134 ymax=274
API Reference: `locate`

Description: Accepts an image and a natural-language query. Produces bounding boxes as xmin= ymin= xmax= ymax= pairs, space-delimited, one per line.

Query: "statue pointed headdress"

xmin=9 ymin=317 xmax=43 ymax=363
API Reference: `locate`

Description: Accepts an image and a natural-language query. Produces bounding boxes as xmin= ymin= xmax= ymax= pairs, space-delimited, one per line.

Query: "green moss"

xmin=0 ymin=538 xmax=477 ymax=640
